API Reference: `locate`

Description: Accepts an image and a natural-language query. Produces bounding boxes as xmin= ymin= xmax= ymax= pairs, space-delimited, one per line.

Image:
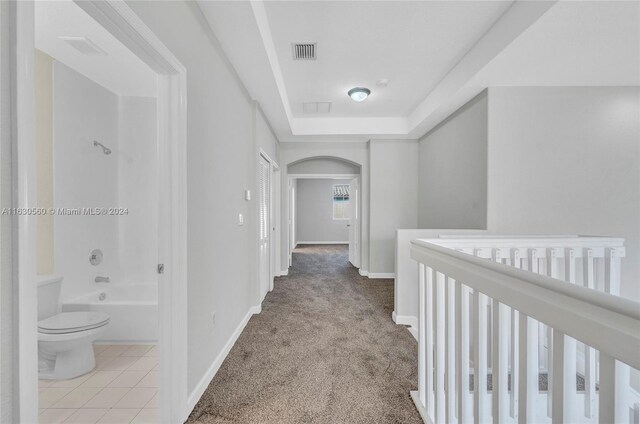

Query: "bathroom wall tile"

xmin=107 ymin=371 xmax=147 ymax=388
xmin=96 ymin=408 xmax=140 ymax=424
xmin=136 ymin=371 xmax=158 ymax=388
xmin=121 ymin=345 xmax=153 ymax=357
xmin=38 ymin=408 xmax=76 ymax=424
xmin=126 ymin=357 xmax=158 ymax=372
xmin=62 ymin=408 xmax=108 ymax=424
xmin=130 ymin=408 xmax=158 ymax=424
xmin=51 ymin=387 xmax=101 ymax=408
xmin=99 ymin=345 xmax=132 ymax=357
xmin=39 ymin=388 xmax=74 ymax=409
xmin=83 ymin=388 xmax=130 ymax=409
xmin=114 ymin=388 xmax=156 ymax=409
xmin=80 ymin=371 xmax=122 ymax=388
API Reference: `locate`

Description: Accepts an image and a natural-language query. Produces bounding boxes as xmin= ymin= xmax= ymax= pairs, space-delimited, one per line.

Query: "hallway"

xmin=188 ymin=245 xmax=422 ymax=423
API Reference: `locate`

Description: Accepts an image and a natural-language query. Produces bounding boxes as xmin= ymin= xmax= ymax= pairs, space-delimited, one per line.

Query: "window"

xmin=333 ymin=184 xmax=350 ymax=220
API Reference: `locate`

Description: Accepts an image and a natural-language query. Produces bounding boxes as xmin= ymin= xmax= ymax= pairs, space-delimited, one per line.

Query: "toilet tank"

xmin=37 ymin=276 xmax=63 ymax=321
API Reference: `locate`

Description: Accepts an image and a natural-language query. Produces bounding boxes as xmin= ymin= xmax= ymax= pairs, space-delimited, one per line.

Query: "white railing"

xmin=410 ymin=236 xmax=640 ymax=424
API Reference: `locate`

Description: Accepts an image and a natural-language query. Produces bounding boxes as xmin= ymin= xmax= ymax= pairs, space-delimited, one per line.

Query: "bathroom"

xmin=35 ymin=1 xmax=160 ymax=423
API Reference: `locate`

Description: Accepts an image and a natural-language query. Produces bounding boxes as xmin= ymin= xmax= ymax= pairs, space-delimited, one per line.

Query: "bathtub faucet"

xmin=95 ymin=276 xmax=110 ymax=283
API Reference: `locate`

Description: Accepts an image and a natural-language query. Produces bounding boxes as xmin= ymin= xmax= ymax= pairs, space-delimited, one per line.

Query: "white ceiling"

xmin=197 ymin=1 xmax=640 ymax=142
xmin=35 ymin=0 xmax=156 ymax=97
xmin=265 ymin=1 xmax=512 ymax=118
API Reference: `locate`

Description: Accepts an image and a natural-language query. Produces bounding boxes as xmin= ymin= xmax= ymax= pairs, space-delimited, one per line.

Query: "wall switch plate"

xmin=238 ymin=213 xmax=244 ymax=225
xmin=245 ymin=190 xmax=251 ymax=201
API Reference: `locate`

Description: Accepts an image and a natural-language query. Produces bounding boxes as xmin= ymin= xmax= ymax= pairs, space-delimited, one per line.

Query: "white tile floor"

xmin=39 ymin=344 xmax=159 ymax=424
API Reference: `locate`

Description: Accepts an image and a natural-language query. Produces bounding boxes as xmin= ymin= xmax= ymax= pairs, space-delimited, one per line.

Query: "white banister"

xmin=435 ymin=272 xmax=446 ymax=423
xmin=409 ymin=236 xmax=637 ymax=424
xmin=473 ymin=290 xmax=489 ymax=424
xmin=445 ymin=277 xmax=456 ymax=424
xmin=456 ymin=281 xmax=471 ymax=423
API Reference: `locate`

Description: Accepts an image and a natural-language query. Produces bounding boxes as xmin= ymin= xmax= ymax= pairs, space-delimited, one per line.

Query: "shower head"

xmin=93 ymin=140 xmax=112 ymax=155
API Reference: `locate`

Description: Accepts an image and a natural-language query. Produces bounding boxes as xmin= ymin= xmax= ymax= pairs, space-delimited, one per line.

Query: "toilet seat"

xmin=38 ymin=312 xmax=110 ymax=334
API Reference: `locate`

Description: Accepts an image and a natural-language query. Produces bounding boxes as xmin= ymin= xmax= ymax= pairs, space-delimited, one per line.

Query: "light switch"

xmin=238 ymin=213 xmax=244 ymax=226
xmin=245 ymin=190 xmax=251 ymax=201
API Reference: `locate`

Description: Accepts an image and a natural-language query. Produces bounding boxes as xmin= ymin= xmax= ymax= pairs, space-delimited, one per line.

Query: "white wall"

xmin=280 ymin=142 xmax=368 ymax=272
xmin=418 ymin=91 xmax=487 ymax=229
xmin=488 ymin=86 xmax=640 ymax=301
xmin=53 ymin=61 xmax=120 ymax=301
xmin=255 ymin=106 xmax=279 ymax=164
xmin=52 ymin=62 xmax=158 ymax=304
xmin=117 ymin=96 xmax=157 ymax=285
xmin=296 ymin=179 xmax=350 ymax=243
xmin=369 ymin=140 xmax=419 ymax=275
xmin=0 ymin=2 xmax=15 ymax=419
xmin=289 ymin=157 xmax=359 ymax=174
xmin=126 ymin=1 xmax=280 ymax=398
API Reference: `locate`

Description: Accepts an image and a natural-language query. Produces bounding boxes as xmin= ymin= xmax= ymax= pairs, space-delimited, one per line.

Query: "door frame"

xmin=287 ymin=173 xmax=360 ymax=267
xmin=10 ymin=1 xmax=188 ymax=422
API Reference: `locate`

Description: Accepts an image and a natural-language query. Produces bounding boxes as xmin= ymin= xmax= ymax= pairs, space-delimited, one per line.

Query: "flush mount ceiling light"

xmin=348 ymin=87 xmax=371 ymax=102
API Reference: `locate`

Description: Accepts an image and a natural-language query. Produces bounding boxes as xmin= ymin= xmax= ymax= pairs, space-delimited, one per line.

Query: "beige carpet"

xmin=187 ymin=244 xmax=422 ymax=424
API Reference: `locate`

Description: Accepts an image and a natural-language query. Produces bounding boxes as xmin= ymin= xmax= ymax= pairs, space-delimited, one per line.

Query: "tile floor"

xmin=38 ymin=344 xmax=159 ymax=424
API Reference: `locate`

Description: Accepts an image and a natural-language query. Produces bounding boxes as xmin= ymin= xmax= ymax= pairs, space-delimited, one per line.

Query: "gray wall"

xmin=296 ymin=179 xmax=350 ymax=243
xmin=488 ymin=86 xmax=640 ymax=301
xmin=369 ymin=140 xmax=419 ymax=274
xmin=418 ymin=91 xmax=487 ymax=229
xmin=127 ymin=1 xmax=280 ymax=395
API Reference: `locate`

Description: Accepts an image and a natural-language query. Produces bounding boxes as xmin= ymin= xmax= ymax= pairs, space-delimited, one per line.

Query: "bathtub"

xmin=62 ymin=283 xmax=158 ymax=343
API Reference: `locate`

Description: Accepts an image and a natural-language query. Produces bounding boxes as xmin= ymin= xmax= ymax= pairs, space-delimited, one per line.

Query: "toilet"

xmin=37 ymin=277 xmax=110 ymax=380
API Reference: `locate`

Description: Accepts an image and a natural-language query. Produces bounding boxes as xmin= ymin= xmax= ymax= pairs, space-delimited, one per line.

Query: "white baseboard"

xmin=410 ymin=390 xmax=433 ymax=424
xmin=185 ymin=304 xmax=262 ymax=418
xmin=367 ymin=272 xmax=395 ymax=279
xmin=276 ymin=269 xmax=288 ymax=277
xmin=392 ymin=312 xmax=418 ymax=342
xmin=296 ymin=241 xmax=348 ymax=245
xmin=358 ymin=269 xmax=369 ymax=277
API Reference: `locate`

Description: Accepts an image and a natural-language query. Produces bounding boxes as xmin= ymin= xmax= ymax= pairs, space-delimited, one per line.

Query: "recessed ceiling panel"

xmin=264 ymin=1 xmax=513 ymax=118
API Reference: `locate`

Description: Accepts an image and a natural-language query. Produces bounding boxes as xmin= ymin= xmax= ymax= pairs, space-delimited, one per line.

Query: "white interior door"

xmin=348 ymin=178 xmax=360 ymax=267
xmin=259 ymin=155 xmax=270 ymax=300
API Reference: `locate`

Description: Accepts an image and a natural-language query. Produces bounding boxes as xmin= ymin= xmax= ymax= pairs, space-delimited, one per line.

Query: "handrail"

xmin=410 ymin=239 xmax=640 ymax=369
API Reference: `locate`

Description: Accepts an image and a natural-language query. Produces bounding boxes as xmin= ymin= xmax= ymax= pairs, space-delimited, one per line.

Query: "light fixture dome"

xmin=348 ymin=87 xmax=371 ymax=102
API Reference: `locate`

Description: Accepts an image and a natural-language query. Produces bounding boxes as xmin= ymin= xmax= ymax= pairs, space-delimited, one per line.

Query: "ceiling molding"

xmin=250 ymin=1 xmax=294 ymax=124
xmin=247 ymin=0 xmax=557 ymax=139
xmin=199 ymin=1 xmax=638 ymax=142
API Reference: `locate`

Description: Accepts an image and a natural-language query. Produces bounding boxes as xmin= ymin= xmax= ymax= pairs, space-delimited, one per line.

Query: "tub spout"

xmin=95 ymin=276 xmax=110 ymax=283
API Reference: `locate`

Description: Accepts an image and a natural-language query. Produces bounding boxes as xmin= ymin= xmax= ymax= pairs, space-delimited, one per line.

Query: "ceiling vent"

xmin=59 ymin=36 xmax=107 ymax=56
xmin=292 ymin=43 xmax=316 ymax=60
xmin=303 ymin=102 xmax=331 ymax=114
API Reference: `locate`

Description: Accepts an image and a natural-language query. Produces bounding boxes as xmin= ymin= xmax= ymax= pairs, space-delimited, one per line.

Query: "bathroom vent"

xmin=59 ymin=36 xmax=107 ymax=56
xmin=303 ymin=102 xmax=331 ymax=114
xmin=292 ymin=43 xmax=316 ymax=60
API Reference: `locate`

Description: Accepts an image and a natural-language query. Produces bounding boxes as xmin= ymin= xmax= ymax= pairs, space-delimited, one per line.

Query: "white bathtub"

xmin=62 ymin=283 xmax=158 ymax=343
